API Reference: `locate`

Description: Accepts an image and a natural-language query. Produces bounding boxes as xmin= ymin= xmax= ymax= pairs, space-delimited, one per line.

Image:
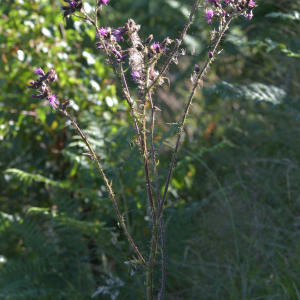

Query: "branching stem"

xmin=158 ymin=14 xmax=236 ymax=217
xmin=145 ymin=0 xmax=201 ymax=95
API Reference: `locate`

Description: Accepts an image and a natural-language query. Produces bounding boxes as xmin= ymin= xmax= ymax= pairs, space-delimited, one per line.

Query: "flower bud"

xmin=121 ymin=54 xmax=128 ymax=61
xmin=143 ymin=34 xmax=153 ymax=45
xmin=62 ymin=100 xmax=71 ymax=110
xmin=136 ymin=44 xmax=144 ymax=51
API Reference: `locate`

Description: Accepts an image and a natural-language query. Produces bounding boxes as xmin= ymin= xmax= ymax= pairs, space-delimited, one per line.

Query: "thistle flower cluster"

xmin=95 ymin=18 xmax=173 ymax=97
xmin=204 ymin=0 xmax=257 ymax=23
xmin=28 ymin=68 xmax=59 ymax=107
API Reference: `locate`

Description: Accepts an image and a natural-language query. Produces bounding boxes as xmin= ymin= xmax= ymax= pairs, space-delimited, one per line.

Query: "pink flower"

xmin=113 ymin=29 xmax=124 ymax=41
xmin=204 ymin=8 xmax=214 ymax=24
xmin=248 ymin=0 xmax=256 ymax=6
xmin=152 ymin=42 xmax=161 ymax=53
xmin=99 ymin=27 xmax=107 ymax=36
xmin=98 ymin=0 xmax=110 ymax=6
xmin=49 ymin=94 xmax=58 ymax=107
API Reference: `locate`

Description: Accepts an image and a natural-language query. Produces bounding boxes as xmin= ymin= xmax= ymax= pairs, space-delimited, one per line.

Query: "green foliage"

xmin=266 ymin=10 xmax=300 ymax=21
xmin=4 ymin=168 xmax=71 ymax=188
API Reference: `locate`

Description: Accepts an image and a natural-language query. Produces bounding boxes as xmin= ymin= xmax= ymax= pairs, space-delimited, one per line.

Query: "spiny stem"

xmin=141 ymin=66 xmax=156 ymax=224
xmin=56 ymin=107 xmax=146 ymax=267
xmin=149 ymin=98 xmax=160 ymax=206
xmin=149 ymin=95 xmax=166 ymax=299
xmin=158 ymin=222 xmax=166 ymax=300
xmin=158 ymin=14 xmax=236 ymax=217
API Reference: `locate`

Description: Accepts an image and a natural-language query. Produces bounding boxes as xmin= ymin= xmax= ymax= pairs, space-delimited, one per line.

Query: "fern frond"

xmin=266 ymin=10 xmax=300 ymax=21
xmin=227 ymin=38 xmax=300 ymax=57
xmin=208 ymin=82 xmax=287 ymax=105
xmin=4 ymin=168 xmax=71 ymax=188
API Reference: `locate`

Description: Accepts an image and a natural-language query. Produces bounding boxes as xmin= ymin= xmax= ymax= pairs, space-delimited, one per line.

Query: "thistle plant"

xmin=27 ymin=0 xmax=257 ymax=298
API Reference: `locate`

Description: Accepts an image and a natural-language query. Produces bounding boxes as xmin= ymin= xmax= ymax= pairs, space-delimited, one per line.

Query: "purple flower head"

xmin=34 ymin=67 xmax=45 ymax=76
xmin=131 ymin=70 xmax=140 ymax=81
xmin=209 ymin=52 xmax=214 ymax=58
xmin=208 ymin=0 xmax=218 ymax=4
xmin=195 ymin=64 xmax=200 ymax=72
xmin=99 ymin=27 xmax=107 ymax=36
xmin=98 ymin=0 xmax=110 ymax=6
xmin=49 ymin=94 xmax=58 ymax=107
xmin=248 ymin=0 xmax=256 ymax=6
xmin=152 ymin=42 xmax=161 ymax=53
xmin=113 ymin=29 xmax=124 ymax=42
xmin=204 ymin=8 xmax=214 ymax=24
xmin=69 ymin=1 xmax=76 ymax=8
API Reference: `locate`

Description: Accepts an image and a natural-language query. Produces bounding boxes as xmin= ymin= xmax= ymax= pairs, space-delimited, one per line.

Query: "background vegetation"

xmin=1 ymin=0 xmax=300 ymax=299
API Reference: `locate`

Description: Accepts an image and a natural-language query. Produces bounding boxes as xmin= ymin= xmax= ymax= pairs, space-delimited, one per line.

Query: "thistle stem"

xmin=56 ymin=107 xmax=146 ymax=266
xmin=158 ymin=14 xmax=236 ymax=217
